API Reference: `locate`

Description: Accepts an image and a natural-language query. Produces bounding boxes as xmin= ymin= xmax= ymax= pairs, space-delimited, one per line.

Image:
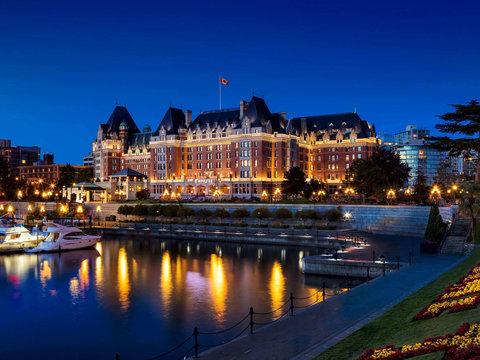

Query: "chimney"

xmin=184 ymin=110 xmax=192 ymax=127
xmin=301 ymin=118 xmax=307 ymax=134
xmin=240 ymin=100 xmax=247 ymax=118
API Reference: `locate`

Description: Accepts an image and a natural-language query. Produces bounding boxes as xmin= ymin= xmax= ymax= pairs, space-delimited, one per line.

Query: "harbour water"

xmin=0 ymin=237 xmax=349 ymax=359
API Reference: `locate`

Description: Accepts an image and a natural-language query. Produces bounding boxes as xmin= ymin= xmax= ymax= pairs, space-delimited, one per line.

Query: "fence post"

xmin=194 ymin=326 xmax=199 ymax=358
xmin=346 ymin=273 xmax=350 ymax=291
xmin=367 ymin=266 xmax=370 ymax=281
xmin=372 ymin=250 xmax=376 ymax=263
xmin=322 ymin=281 xmax=326 ymax=301
xmin=114 ymin=353 xmax=120 ymax=360
xmin=249 ymin=307 xmax=254 ymax=334
xmin=290 ymin=292 xmax=294 ymax=316
xmin=382 ymin=258 xmax=386 ymax=276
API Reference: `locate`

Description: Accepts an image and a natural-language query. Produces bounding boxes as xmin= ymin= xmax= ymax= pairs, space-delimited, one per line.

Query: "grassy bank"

xmin=317 ymin=249 xmax=480 ymax=360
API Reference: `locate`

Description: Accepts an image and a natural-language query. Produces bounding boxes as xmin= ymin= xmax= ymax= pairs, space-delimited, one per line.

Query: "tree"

xmin=428 ymin=100 xmax=480 ymax=182
xmin=214 ymin=208 xmax=230 ymax=219
xmin=413 ymin=173 xmax=430 ymax=205
xmin=136 ymin=188 xmax=149 ymax=200
xmin=346 ymin=148 xmax=410 ymax=198
xmin=458 ymin=181 xmax=480 ymax=240
xmin=424 ymin=205 xmax=447 ymax=244
xmin=304 ymin=179 xmax=325 ymax=199
xmin=282 ymin=166 xmax=307 ymax=198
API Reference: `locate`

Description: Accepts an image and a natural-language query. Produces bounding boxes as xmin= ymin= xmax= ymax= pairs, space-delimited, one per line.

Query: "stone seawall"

xmin=7 ymin=202 xmax=457 ymax=238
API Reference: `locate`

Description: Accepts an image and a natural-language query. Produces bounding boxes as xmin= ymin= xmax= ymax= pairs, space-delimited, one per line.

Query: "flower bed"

xmin=359 ymin=323 xmax=480 ymax=359
xmin=414 ymin=263 xmax=480 ymax=319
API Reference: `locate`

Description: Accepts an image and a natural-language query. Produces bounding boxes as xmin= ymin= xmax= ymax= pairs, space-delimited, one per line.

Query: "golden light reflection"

xmin=39 ymin=260 xmax=52 ymax=287
xmin=117 ymin=248 xmax=130 ymax=311
xmin=160 ymin=251 xmax=173 ymax=310
xmin=209 ymin=254 xmax=227 ymax=320
xmin=79 ymin=259 xmax=90 ymax=291
xmin=70 ymin=277 xmax=79 ymax=298
xmin=269 ymin=261 xmax=285 ymax=314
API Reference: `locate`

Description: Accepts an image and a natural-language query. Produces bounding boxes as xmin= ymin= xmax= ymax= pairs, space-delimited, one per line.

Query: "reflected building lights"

xmin=117 ymin=248 xmax=131 ymax=311
xmin=269 ymin=261 xmax=285 ymax=314
xmin=160 ymin=251 xmax=173 ymax=311
xmin=69 ymin=277 xmax=80 ymax=298
xmin=209 ymin=254 xmax=227 ymax=321
xmin=39 ymin=260 xmax=52 ymax=287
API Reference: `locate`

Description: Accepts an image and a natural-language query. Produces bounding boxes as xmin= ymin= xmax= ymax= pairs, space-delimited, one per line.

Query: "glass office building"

xmin=394 ymin=125 xmax=447 ymax=185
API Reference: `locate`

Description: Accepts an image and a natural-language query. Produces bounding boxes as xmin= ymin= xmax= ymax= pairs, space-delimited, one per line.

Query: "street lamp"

xmin=430 ymin=185 xmax=442 ymax=204
xmin=386 ymin=189 xmax=396 ymax=204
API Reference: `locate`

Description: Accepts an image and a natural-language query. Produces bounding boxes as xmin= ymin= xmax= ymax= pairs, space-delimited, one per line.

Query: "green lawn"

xmin=317 ymin=249 xmax=480 ymax=360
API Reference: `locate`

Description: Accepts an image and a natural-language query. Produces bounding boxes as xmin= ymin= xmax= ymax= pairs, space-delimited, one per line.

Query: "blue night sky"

xmin=0 ymin=0 xmax=479 ymax=163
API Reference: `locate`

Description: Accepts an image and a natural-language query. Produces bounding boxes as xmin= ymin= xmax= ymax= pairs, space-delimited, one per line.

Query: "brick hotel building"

xmin=92 ymin=96 xmax=379 ymax=200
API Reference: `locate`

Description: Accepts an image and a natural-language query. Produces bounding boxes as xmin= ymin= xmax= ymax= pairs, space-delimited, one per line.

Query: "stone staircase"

xmin=441 ymin=219 xmax=472 ymax=255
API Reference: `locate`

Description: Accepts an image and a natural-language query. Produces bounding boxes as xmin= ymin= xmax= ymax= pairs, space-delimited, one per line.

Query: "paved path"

xmin=199 ymin=254 xmax=464 ymax=360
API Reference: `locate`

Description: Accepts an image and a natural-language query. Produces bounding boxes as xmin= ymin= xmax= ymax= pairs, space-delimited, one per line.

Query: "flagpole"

xmin=218 ymin=76 xmax=222 ymax=110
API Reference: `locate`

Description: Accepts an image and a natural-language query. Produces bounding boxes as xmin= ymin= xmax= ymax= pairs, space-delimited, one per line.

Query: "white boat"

xmin=0 ymin=222 xmax=45 ymax=253
xmin=27 ymin=224 xmax=100 ymax=253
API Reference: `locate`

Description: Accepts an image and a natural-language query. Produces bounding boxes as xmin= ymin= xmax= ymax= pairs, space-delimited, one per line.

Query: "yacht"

xmin=0 ymin=222 xmax=45 ymax=253
xmin=26 ymin=224 xmax=100 ymax=253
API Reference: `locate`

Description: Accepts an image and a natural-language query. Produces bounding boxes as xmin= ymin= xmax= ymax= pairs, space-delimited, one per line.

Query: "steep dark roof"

xmin=110 ymin=168 xmax=147 ymax=178
xmin=243 ymin=96 xmax=287 ymax=133
xmin=130 ymin=131 xmax=153 ymax=147
xmin=105 ymin=106 xmax=139 ymax=135
xmin=288 ymin=112 xmax=374 ymax=138
xmin=190 ymin=109 xmax=240 ymax=132
xmin=189 ymin=97 xmax=286 ymax=133
xmin=156 ymin=107 xmax=186 ymax=135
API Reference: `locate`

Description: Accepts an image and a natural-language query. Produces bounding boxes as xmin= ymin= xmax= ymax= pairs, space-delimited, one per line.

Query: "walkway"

xmin=199 ymin=253 xmax=464 ymax=360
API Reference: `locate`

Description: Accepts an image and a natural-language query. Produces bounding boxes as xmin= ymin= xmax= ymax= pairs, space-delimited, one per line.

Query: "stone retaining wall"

xmin=6 ymin=202 xmax=457 ymax=238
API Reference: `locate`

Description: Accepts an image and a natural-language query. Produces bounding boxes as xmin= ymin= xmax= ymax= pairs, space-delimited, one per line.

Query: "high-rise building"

xmin=0 ymin=139 xmax=41 ymax=177
xmin=92 ymin=97 xmax=379 ymax=199
xmin=393 ymin=125 xmax=447 ymax=185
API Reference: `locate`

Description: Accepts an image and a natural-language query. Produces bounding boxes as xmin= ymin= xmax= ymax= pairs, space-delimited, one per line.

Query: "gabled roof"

xmin=156 ymin=107 xmax=186 ymax=135
xmin=105 ymin=106 xmax=139 ymax=135
xmin=190 ymin=108 xmax=240 ymax=132
xmin=288 ymin=112 xmax=374 ymax=138
xmin=110 ymin=168 xmax=147 ymax=178
xmin=243 ymin=96 xmax=287 ymax=133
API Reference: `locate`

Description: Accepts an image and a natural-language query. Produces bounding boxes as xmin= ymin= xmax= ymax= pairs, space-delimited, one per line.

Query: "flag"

xmin=219 ymin=77 xmax=229 ymax=86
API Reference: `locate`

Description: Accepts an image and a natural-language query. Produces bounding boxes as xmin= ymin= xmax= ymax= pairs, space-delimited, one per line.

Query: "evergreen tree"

xmin=429 ymin=100 xmax=480 ymax=182
xmin=282 ymin=166 xmax=307 ymax=197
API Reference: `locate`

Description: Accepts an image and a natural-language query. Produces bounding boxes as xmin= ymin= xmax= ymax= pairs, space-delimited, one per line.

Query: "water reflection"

xmin=117 ymin=247 xmax=130 ymax=311
xmin=160 ymin=251 xmax=172 ymax=312
xmin=269 ymin=261 xmax=285 ymax=313
xmin=0 ymin=239 xmax=347 ymax=360
xmin=209 ymin=254 xmax=227 ymax=320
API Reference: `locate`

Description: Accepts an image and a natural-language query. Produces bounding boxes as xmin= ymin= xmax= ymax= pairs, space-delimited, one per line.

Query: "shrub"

xmin=275 ymin=208 xmax=292 ymax=219
xmin=231 ymin=208 xmax=250 ymax=218
xmin=253 ymin=207 xmax=271 ymax=219
xmin=132 ymin=204 xmax=148 ymax=216
xmin=118 ymin=205 xmax=134 ymax=218
xmin=295 ymin=209 xmax=317 ymax=220
xmin=196 ymin=208 xmax=213 ymax=219
xmin=163 ymin=204 xmax=180 ymax=217
xmin=177 ymin=206 xmax=195 ymax=217
xmin=148 ymin=205 xmax=163 ymax=217
xmin=424 ymin=205 xmax=447 ymax=243
xmin=325 ymin=208 xmax=342 ymax=222
xmin=214 ymin=208 xmax=230 ymax=219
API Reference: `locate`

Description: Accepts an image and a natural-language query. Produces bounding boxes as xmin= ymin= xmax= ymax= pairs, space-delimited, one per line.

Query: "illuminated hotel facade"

xmin=92 ymin=97 xmax=379 ymax=200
